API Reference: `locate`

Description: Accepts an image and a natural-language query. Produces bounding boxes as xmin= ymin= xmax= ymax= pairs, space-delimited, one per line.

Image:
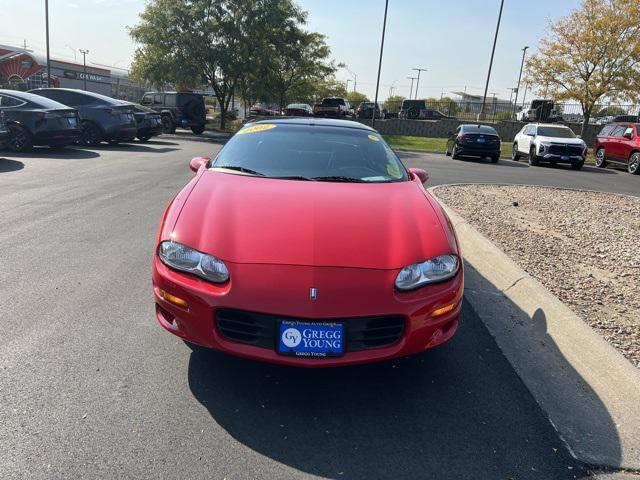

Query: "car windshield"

xmin=211 ymin=123 xmax=408 ymax=183
xmin=537 ymin=126 xmax=576 ymax=138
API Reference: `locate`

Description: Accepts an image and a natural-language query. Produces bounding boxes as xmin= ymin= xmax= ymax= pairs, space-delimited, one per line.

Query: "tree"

xmin=346 ymin=91 xmax=369 ymax=105
xmin=383 ymin=95 xmax=404 ymax=113
xmin=525 ymin=0 xmax=640 ymax=134
xmin=129 ymin=0 xmax=314 ymax=128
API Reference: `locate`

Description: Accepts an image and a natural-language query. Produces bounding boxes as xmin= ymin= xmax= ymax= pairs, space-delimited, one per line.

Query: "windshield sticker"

xmin=387 ymin=164 xmax=401 ymax=178
xmin=237 ymin=123 xmax=277 ymax=135
xmin=368 ymin=134 xmax=381 ymax=142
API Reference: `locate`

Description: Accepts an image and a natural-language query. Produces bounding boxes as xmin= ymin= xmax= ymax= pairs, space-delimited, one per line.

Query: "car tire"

xmin=528 ymin=147 xmax=540 ymax=166
xmin=628 ymin=152 xmax=640 ymax=175
xmin=452 ymin=145 xmax=461 ymax=160
xmin=571 ymin=161 xmax=584 ymax=170
xmin=7 ymin=124 xmax=33 ymax=152
xmin=512 ymin=143 xmax=520 ymax=161
xmin=108 ymin=140 xmax=120 ymax=146
xmin=191 ymin=125 xmax=205 ymax=135
xmin=490 ymin=155 xmax=499 ymax=163
xmin=161 ymin=115 xmax=176 ymax=134
xmin=595 ymin=148 xmax=607 ymax=168
xmin=81 ymin=121 xmax=102 ymax=146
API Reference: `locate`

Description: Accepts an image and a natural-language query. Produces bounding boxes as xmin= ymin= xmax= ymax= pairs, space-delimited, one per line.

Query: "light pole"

xmin=346 ymin=79 xmax=351 ymax=92
xmin=79 ymin=49 xmax=89 ymax=91
xmin=372 ymin=0 xmax=389 ymax=129
xmin=412 ymin=67 xmax=427 ymax=100
xmin=344 ymin=66 xmax=357 ymax=92
xmin=479 ymin=0 xmax=504 ymax=120
xmin=45 ymin=0 xmax=51 ymax=87
xmin=512 ymin=46 xmax=529 ymax=118
xmin=407 ymin=76 xmax=417 ymax=99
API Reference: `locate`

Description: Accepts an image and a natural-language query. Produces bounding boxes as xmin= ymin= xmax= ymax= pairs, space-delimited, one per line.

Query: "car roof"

xmin=0 ymin=89 xmax=69 ymax=108
xmin=247 ymin=117 xmax=375 ymax=132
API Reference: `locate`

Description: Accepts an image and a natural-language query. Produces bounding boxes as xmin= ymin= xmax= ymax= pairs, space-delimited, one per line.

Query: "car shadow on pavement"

xmin=0 ymin=147 xmax=100 ymax=159
xmin=456 ymin=157 xmax=530 ymax=168
xmin=0 ymin=158 xmax=24 ymax=172
xmin=139 ymin=139 xmax=180 ymax=146
xmin=185 ymin=289 xmax=617 ymax=478
xmin=90 ymin=144 xmax=179 ymax=154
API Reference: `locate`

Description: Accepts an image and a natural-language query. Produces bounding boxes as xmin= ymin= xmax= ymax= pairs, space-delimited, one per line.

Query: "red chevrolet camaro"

xmin=152 ymin=118 xmax=463 ymax=367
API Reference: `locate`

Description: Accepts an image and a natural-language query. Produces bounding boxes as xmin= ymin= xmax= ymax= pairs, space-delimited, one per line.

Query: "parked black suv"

xmin=399 ymin=99 xmax=452 ymax=120
xmin=29 ymin=88 xmax=137 ymax=146
xmin=140 ymin=92 xmax=206 ymax=135
xmin=0 ymin=89 xmax=82 ymax=152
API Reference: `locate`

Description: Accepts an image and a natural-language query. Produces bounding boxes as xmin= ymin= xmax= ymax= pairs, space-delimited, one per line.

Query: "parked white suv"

xmin=512 ymin=123 xmax=587 ymax=170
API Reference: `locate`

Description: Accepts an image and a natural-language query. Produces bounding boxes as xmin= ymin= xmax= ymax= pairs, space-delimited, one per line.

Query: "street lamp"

xmin=344 ymin=66 xmax=357 ymax=92
xmin=479 ymin=0 xmax=505 ymax=120
xmin=45 ymin=0 xmax=51 ymax=87
xmin=346 ymin=79 xmax=351 ymax=92
xmin=79 ymin=49 xmax=89 ymax=91
xmin=412 ymin=68 xmax=427 ymax=100
xmin=372 ymin=0 xmax=389 ymax=129
xmin=512 ymin=46 xmax=529 ymax=118
xmin=407 ymin=76 xmax=417 ymax=99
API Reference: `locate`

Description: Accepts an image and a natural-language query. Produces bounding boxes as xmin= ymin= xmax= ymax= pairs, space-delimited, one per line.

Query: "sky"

xmin=1 ymin=0 xmax=581 ymax=101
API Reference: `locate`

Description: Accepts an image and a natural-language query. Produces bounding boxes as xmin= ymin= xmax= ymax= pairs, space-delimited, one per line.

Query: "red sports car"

xmin=152 ymin=118 xmax=463 ymax=367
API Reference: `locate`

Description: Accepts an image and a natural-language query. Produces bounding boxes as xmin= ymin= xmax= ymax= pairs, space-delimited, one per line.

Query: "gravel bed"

xmin=435 ymin=184 xmax=640 ymax=368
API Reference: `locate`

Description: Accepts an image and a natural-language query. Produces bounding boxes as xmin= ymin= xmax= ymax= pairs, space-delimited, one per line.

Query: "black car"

xmin=283 ymin=103 xmax=313 ymax=116
xmin=0 ymin=89 xmax=82 ymax=152
xmin=399 ymin=99 xmax=452 ymax=120
xmin=356 ymin=102 xmax=385 ymax=119
xmin=445 ymin=124 xmax=501 ymax=162
xmin=29 ymin=88 xmax=137 ymax=146
xmin=133 ymin=104 xmax=163 ymax=142
xmin=140 ymin=92 xmax=206 ymax=135
xmin=0 ymin=111 xmax=8 ymax=148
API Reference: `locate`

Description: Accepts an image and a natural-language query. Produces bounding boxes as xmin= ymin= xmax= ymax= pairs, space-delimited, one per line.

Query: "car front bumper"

xmin=152 ymin=257 xmax=464 ymax=367
xmin=540 ymin=153 xmax=585 ymax=163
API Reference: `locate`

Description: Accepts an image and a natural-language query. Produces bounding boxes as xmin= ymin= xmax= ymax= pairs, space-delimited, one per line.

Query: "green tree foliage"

xmin=346 ymin=91 xmax=369 ymax=106
xmin=525 ymin=0 xmax=640 ymax=134
xmin=129 ymin=0 xmax=335 ymax=127
xmin=383 ymin=95 xmax=404 ymax=113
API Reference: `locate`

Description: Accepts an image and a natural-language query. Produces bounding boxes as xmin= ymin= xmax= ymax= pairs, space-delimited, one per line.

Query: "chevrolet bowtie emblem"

xmin=310 ymin=287 xmax=318 ymax=300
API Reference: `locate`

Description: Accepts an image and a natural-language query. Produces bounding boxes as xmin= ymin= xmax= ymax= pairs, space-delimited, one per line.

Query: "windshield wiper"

xmin=313 ymin=175 xmax=367 ymax=183
xmin=269 ymin=175 xmax=316 ymax=181
xmin=213 ymin=165 xmax=265 ymax=176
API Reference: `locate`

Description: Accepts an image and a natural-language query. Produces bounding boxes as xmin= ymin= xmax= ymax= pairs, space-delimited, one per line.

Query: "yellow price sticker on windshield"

xmin=387 ymin=164 xmax=401 ymax=178
xmin=368 ymin=134 xmax=380 ymax=141
xmin=237 ymin=123 xmax=277 ymax=135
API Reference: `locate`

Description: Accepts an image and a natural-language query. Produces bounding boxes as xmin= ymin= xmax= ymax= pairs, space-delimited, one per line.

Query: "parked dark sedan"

xmin=133 ymin=104 xmax=163 ymax=142
xmin=0 ymin=89 xmax=82 ymax=152
xmin=445 ymin=124 xmax=501 ymax=162
xmin=29 ymin=88 xmax=137 ymax=146
xmin=0 ymin=111 xmax=8 ymax=148
xmin=283 ymin=103 xmax=313 ymax=116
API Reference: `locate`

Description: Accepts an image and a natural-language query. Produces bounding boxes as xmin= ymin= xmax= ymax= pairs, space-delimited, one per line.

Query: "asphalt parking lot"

xmin=3 ymin=136 xmax=636 ymax=479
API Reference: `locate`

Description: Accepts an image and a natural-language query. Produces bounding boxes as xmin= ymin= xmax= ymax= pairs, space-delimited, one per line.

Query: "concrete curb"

xmin=429 ymin=185 xmax=640 ymax=470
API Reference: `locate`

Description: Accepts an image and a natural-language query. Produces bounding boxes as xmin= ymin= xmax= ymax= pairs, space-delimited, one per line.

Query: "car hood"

xmin=169 ymin=171 xmax=454 ymax=270
xmin=536 ymin=136 xmax=584 ymax=145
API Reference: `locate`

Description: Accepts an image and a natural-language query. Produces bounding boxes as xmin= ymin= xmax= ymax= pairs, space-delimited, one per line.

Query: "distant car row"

xmin=444 ymin=121 xmax=639 ymax=174
xmin=0 ymin=89 xmax=209 ymax=152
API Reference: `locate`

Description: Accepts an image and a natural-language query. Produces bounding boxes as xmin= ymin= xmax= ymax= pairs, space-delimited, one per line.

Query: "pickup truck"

xmin=313 ymin=97 xmax=352 ymax=118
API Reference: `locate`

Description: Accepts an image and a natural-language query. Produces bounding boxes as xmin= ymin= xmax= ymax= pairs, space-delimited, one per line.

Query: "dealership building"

xmin=0 ymin=44 xmax=146 ymax=101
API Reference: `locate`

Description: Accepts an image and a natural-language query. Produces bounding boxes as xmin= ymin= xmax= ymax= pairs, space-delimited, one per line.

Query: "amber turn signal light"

xmin=431 ymin=302 xmax=456 ymax=317
xmin=159 ymin=289 xmax=189 ymax=308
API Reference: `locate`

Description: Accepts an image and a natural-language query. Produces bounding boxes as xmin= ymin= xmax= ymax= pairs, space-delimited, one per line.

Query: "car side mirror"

xmin=409 ymin=167 xmax=429 ymax=184
xmin=189 ymin=156 xmax=210 ymax=172
xmin=623 ymin=132 xmax=633 ymax=139
xmin=576 ymin=134 xmax=582 ymax=139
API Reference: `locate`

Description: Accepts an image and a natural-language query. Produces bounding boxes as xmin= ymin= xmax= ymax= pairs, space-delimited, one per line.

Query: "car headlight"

xmin=395 ymin=254 xmax=460 ymax=291
xmin=158 ymin=241 xmax=229 ymax=283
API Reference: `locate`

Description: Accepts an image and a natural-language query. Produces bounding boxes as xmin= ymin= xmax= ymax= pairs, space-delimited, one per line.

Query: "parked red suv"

xmin=594 ymin=122 xmax=640 ymax=174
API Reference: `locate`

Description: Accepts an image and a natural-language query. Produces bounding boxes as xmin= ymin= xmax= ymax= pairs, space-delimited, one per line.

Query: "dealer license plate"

xmin=277 ymin=321 xmax=344 ymax=357
xmin=561 ymin=155 xmax=570 ymax=161
xmin=67 ymin=117 xmax=77 ymax=126
xmin=477 ymin=138 xmax=485 ymax=143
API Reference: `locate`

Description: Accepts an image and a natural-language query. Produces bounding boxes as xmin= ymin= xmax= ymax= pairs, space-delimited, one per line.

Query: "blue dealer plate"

xmin=277 ymin=321 xmax=344 ymax=357
xmin=561 ymin=155 xmax=570 ymax=161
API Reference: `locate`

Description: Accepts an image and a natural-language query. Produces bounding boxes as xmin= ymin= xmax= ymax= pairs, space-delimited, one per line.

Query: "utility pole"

xmin=45 ymin=0 xmax=51 ymax=87
xmin=412 ymin=67 xmax=427 ymax=100
xmin=372 ymin=0 xmax=389 ymax=130
xmin=479 ymin=0 xmax=504 ymax=120
xmin=346 ymin=79 xmax=351 ymax=92
xmin=512 ymin=46 xmax=529 ymax=118
xmin=79 ymin=49 xmax=89 ymax=91
xmin=407 ymin=76 xmax=417 ymax=99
